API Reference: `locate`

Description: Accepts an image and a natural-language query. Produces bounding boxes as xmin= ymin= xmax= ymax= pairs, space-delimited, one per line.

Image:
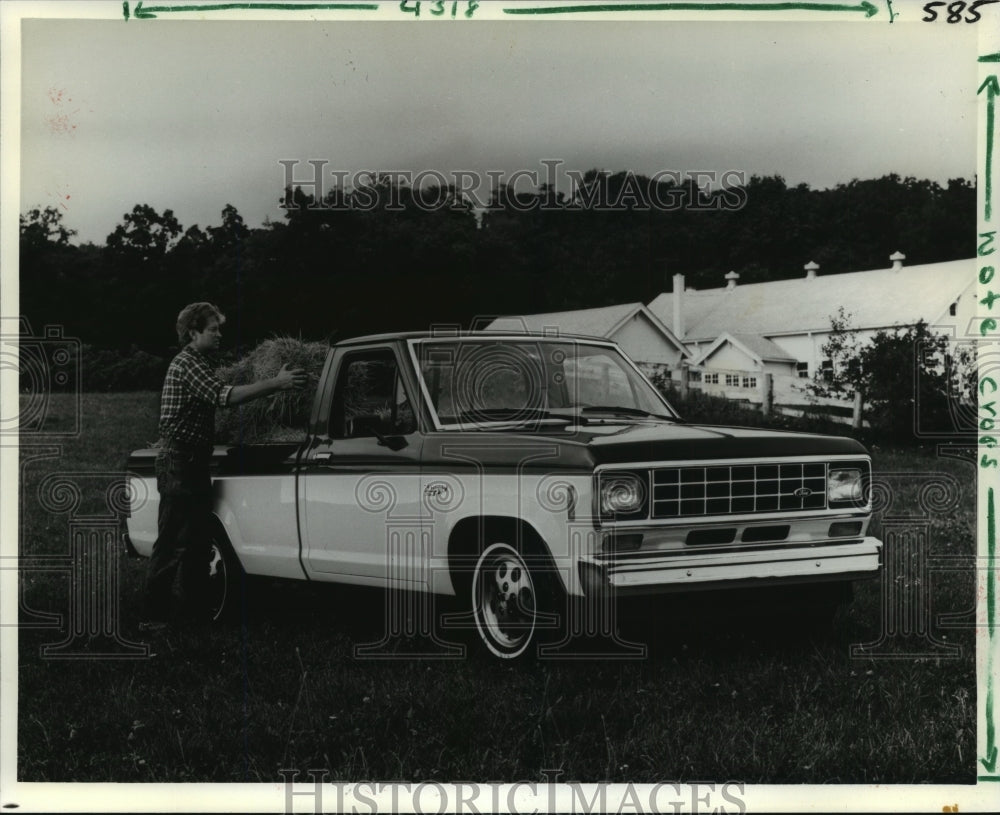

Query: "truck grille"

xmin=651 ymin=462 xmax=827 ymax=518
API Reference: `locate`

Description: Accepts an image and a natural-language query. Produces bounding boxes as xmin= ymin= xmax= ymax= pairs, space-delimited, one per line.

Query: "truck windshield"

xmin=412 ymin=338 xmax=677 ymax=428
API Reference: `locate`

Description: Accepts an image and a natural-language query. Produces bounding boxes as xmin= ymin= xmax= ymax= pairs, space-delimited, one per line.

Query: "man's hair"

xmin=176 ymin=302 xmax=225 ymax=344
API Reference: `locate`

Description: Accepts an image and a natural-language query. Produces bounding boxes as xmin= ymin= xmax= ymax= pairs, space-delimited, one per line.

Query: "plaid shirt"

xmin=158 ymin=346 xmax=233 ymax=447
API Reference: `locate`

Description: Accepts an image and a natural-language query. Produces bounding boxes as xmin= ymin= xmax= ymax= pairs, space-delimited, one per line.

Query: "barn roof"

xmin=486 ymin=302 xmax=689 ymax=354
xmin=647 ymin=258 xmax=975 ymax=341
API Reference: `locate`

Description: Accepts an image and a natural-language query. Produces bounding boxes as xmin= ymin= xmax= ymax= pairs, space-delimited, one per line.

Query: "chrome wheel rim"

xmin=473 ymin=544 xmax=536 ymax=658
xmin=206 ymin=542 xmax=228 ymax=621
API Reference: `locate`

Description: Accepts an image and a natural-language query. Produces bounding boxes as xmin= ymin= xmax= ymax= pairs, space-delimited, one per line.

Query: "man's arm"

xmin=227 ymin=364 xmax=306 ymax=406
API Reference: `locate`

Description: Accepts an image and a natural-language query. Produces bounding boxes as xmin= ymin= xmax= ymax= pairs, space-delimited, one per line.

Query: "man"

xmin=142 ymin=302 xmax=305 ymax=628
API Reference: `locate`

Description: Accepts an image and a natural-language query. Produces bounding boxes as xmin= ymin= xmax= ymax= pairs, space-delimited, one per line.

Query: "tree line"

xmin=19 ymin=171 xmax=974 ymax=364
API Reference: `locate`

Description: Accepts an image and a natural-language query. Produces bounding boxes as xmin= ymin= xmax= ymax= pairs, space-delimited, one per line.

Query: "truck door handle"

xmin=314 ymin=451 xmax=332 ymax=461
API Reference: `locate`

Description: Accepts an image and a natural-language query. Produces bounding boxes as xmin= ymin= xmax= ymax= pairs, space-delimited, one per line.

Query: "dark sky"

xmin=16 ymin=13 xmax=976 ymax=244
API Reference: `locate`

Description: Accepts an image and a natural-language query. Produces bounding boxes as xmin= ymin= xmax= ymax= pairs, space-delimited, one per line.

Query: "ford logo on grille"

xmin=793 ymin=487 xmax=813 ymax=497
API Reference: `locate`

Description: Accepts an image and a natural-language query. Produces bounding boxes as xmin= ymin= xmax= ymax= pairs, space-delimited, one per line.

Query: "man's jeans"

xmin=144 ymin=445 xmax=214 ymax=620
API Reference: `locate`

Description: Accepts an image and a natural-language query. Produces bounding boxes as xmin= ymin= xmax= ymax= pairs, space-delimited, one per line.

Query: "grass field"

xmin=14 ymin=393 xmax=978 ymax=783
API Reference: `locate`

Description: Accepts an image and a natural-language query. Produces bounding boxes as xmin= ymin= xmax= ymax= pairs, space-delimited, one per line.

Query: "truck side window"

xmin=330 ymin=350 xmax=416 ymax=439
xmin=394 ymin=370 xmax=417 ymax=435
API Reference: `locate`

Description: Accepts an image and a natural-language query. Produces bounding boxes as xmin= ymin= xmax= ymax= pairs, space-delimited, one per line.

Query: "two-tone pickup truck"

xmin=124 ymin=332 xmax=882 ymax=658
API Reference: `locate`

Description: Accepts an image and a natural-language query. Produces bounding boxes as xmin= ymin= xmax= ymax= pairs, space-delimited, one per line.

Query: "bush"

xmin=81 ymin=345 xmax=167 ymax=391
xmin=652 ymin=374 xmax=862 ymax=440
xmin=215 ymin=336 xmax=329 ymax=443
xmin=811 ymin=314 xmax=975 ymax=445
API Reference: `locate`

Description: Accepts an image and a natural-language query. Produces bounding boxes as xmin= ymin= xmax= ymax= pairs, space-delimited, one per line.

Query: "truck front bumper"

xmin=579 ymin=537 xmax=882 ymax=596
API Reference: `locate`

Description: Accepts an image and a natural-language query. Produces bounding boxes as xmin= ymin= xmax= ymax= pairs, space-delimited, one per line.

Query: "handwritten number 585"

xmin=922 ymin=0 xmax=998 ymax=22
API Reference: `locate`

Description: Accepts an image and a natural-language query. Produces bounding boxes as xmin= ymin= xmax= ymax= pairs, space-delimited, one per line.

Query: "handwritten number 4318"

xmin=400 ymin=1 xmax=480 ymax=17
xmin=922 ymin=0 xmax=997 ymax=22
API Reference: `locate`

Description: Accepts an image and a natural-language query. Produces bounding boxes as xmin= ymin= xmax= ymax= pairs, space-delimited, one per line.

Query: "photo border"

xmin=1 ymin=0 xmax=994 ymax=811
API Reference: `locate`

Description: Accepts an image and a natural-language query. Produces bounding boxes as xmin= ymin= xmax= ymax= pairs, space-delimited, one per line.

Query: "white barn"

xmin=485 ymin=302 xmax=691 ymax=377
xmin=646 ymin=254 xmax=976 ymax=405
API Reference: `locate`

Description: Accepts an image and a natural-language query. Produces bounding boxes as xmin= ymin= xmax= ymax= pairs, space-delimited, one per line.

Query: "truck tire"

xmin=203 ymin=532 xmax=245 ymax=623
xmin=805 ymin=580 xmax=854 ymax=634
xmin=767 ymin=580 xmax=853 ymax=636
xmin=470 ymin=541 xmax=563 ymax=660
xmin=471 ymin=542 xmax=537 ymax=659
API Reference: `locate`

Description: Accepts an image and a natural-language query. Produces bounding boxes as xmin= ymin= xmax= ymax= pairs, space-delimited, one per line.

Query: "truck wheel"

xmin=204 ymin=534 xmax=244 ymax=623
xmin=471 ymin=542 xmax=542 ymax=660
xmin=775 ymin=580 xmax=853 ymax=636
xmin=807 ymin=580 xmax=854 ymax=634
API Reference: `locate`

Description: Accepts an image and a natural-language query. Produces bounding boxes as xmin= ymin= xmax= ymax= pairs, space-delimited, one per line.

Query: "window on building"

xmin=725 ymin=374 xmax=739 ymax=387
xmin=949 ymin=301 xmax=957 ymax=317
xmin=796 ymin=362 xmax=809 ymax=379
xmin=821 ymin=358 xmax=834 ymax=382
xmin=689 ymin=370 xmax=702 ymax=383
xmin=704 ymin=372 xmax=719 ymax=385
xmin=742 ymin=376 xmax=757 ymax=389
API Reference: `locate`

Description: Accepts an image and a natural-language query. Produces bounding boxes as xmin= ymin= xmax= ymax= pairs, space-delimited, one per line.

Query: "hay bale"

xmin=214 ymin=336 xmax=329 ymax=444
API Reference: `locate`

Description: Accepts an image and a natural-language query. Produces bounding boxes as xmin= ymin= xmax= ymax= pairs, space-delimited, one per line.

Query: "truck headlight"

xmin=599 ymin=473 xmax=647 ymax=517
xmin=828 ymin=467 xmax=863 ymax=504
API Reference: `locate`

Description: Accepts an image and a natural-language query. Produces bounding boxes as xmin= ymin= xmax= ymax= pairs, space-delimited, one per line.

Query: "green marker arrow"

xmin=503 ymin=2 xmax=878 ymax=16
xmin=983 ymin=745 xmax=998 ymax=775
xmin=126 ymin=1 xmax=378 ymax=19
xmin=982 ymin=488 xmax=998 ymax=775
xmin=981 ymin=76 xmax=998 ymax=223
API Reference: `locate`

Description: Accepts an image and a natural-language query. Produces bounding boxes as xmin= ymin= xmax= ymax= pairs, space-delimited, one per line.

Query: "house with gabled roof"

xmin=646 ymin=253 xmax=976 ymax=405
xmin=485 ymin=302 xmax=691 ymax=375
xmin=688 ymin=332 xmax=801 ymax=403
xmin=693 ymin=332 xmax=798 ymax=373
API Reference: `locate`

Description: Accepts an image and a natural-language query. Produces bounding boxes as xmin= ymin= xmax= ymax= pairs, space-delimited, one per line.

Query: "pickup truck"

xmin=124 ymin=332 xmax=882 ymax=659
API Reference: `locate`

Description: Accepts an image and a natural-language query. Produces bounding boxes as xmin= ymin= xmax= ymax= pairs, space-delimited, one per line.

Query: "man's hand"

xmin=275 ymin=364 xmax=307 ymax=391
xmin=227 ymin=365 xmax=308 ymax=405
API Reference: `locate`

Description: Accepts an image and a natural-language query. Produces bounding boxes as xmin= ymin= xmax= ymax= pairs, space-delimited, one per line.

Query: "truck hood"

xmin=419 ymin=420 xmax=868 ymax=471
xmin=579 ymin=421 xmax=868 ymax=465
